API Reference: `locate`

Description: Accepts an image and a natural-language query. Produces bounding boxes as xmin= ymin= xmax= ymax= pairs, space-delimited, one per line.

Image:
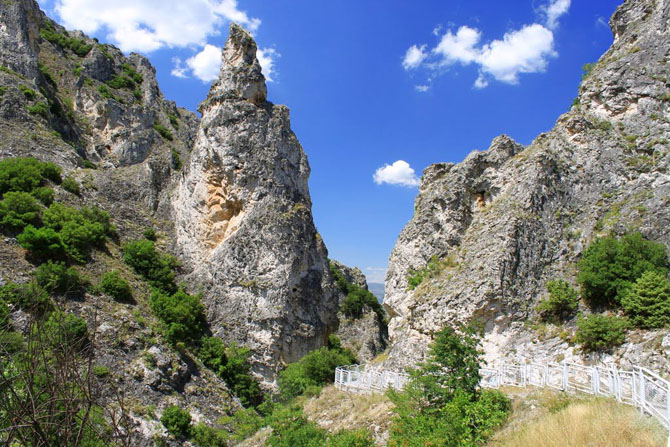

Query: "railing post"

xmin=592 ymin=367 xmax=599 ymax=395
xmin=562 ymin=362 xmax=569 ymax=391
xmin=639 ymin=369 xmax=646 ymax=414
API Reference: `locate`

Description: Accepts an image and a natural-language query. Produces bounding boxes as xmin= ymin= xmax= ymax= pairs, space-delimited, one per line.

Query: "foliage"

xmin=190 ymin=423 xmax=229 ymax=447
xmin=31 ymin=186 xmax=54 ymax=205
xmin=621 ymin=271 xmax=670 ymax=328
xmin=575 ymin=314 xmax=628 ymax=352
xmin=219 ymin=407 xmax=264 ymax=441
xmin=18 ymin=225 xmax=66 ymax=259
xmin=0 ymin=281 xmax=51 ymax=314
xmin=154 ymin=121 xmax=174 ymax=141
xmin=45 ymin=311 xmax=88 ymax=348
xmin=0 ymin=157 xmax=62 ymax=195
xmin=27 ymin=102 xmax=49 ymax=117
xmin=387 ymin=325 xmax=510 ymax=447
xmin=581 ymin=62 xmax=596 ymax=80
xmin=34 ymin=261 xmax=84 ymax=295
xmin=19 ymin=84 xmax=36 ymax=100
xmin=279 ymin=338 xmax=356 ymax=400
xmin=123 ymin=239 xmax=179 ymax=293
xmin=143 ymin=227 xmax=157 ymax=241
xmin=40 ymin=21 xmax=92 ymax=57
xmin=208 ymin=341 xmax=264 ymax=408
xmin=406 ymin=255 xmax=441 ymax=290
xmin=92 ymin=365 xmax=110 ymax=377
xmin=265 ymin=404 xmax=326 ymax=447
xmin=577 ymin=233 xmax=668 ymax=307
xmin=330 ymin=262 xmax=384 ymax=320
xmin=168 ymin=113 xmax=179 ymax=129
xmin=0 ymin=191 xmax=41 ymax=229
xmin=536 ymin=279 xmax=579 ymax=323
xmin=149 ymin=288 xmax=206 ymax=346
xmin=99 ymin=270 xmax=133 ymax=302
xmin=160 ymin=405 xmax=192 ymax=439
xmin=61 ymin=176 xmax=81 ymax=195
xmin=171 ymin=148 xmax=182 ymax=170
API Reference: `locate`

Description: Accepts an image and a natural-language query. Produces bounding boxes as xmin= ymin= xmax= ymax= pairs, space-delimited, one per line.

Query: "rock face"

xmin=173 ymin=24 xmax=339 ymax=386
xmin=385 ymin=0 xmax=670 ymax=374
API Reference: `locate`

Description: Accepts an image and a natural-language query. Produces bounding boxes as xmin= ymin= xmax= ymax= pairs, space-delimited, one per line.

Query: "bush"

xmin=575 ymin=314 xmax=628 ymax=352
xmin=536 ymin=279 xmax=579 ymax=323
xmin=330 ymin=262 xmax=384 ymax=320
xmin=160 ymin=405 xmax=191 ymax=439
xmin=190 ymin=423 xmax=228 ymax=447
xmin=577 ymin=233 xmax=668 ymax=307
xmin=0 ymin=157 xmax=61 ymax=195
xmin=406 ymin=255 xmax=441 ymax=290
xmin=34 ymin=261 xmax=84 ymax=295
xmin=61 ymin=176 xmax=80 ymax=195
xmin=45 ymin=311 xmax=88 ymax=348
xmin=199 ymin=336 xmax=227 ymax=373
xmin=143 ymin=227 xmax=157 ymax=241
xmin=0 ymin=191 xmax=41 ymax=229
xmin=0 ymin=297 xmax=8 ymax=328
xmin=328 ymin=430 xmax=376 ymax=447
xmin=149 ymin=288 xmax=206 ymax=346
xmin=154 ymin=122 xmax=174 ymax=141
xmin=266 ymin=404 xmax=326 ymax=447
xmin=621 ymin=271 xmax=670 ymax=328
xmin=17 ymin=225 xmax=66 ymax=259
xmin=279 ymin=340 xmax=356 ymax=400
xmin=27 ymin=102 xmax=49 ymax=117
xmin=31 ymin=186 xmax=54 ymax=206
xmin=19 ymin=85 xmax=36 ymax=100
xmin=99 ymin=270 xmax=133 ymax=302
xmin=92 ymin=365 xmax=110 ymax=378
xmin=40 ymin=21 xmax=92 ymax=57
xmin=123 ymin=239 xmax=178 ymax=293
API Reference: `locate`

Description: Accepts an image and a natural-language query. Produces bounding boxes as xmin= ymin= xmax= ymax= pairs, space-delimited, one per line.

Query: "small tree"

xmin=0 ymin=191 xmax=41 ymax=229
xmin=536 ymin=279 xmax=579 ymax=323
xmin=99 ymin=270 xmax=133 ymax=302
xmin=575 ymin=314 xmax=628 ymax=352
xmin=160 ymin=405 xmax=191 ymax=438
xmin=621 ymin=271 xmax=670 ymax=328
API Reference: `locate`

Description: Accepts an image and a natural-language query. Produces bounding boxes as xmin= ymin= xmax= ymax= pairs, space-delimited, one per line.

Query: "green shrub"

xmin=171 ymin=148 xmax=182 ymax=170
xmin=387 ymin=325 xmax=510 ymax=447
xmin=330 ymin=262 xmax=384 ymax=320
xmin=190 ymin=423 xmax=228 ymax=447
xmin=31 ymin=186 xmax=54 ymax=205
xmin=34 ymin=261 xmax=84 ymax=295
xmin=18 ymin=225 xmax=66 ymax=259
xmin=40 ymin=21 xmax=92 ymax=57
xmin=99 ymin=270 xmax=133 ymax=302
xmin=123 ymin=239 xmax=178 ymax=293
xmin=19 ymin=85 xmax=36 ymax=100
xmin=621 ymin=271 xmax=670 ymax=328
xmin=577 ymin=233 xmax=668 ymax=307
xmin=536 ymin=279 xmax=579 ymax=323
xmin=121 ymin=63 xmax=143 ymax=84
xmin=279 ymin=340 xmax=356 ymax=400
xmin=219 ymin=343 xmax=263 ymax=407
xmin=266 ymin=404 xmax=326 ymax=447
xmin=219 ymin=407 xmax=265 ymax=441
xmin=406 ymin=255 xmax=441 ymax=290
xmin=0 ymin=296 xmax=8 ymax=328
xmin=327 ymin=430 xmax=375 ymax=447
xmin=149 ymin=288 xmax=206 ymax=346
xmin=160 ymin=405 xmax=191 ymax=439
xmin=168 ymin=114 xmax=179 ymax=129
xmin=0 ymin=86 xmax=7 ymax=96
xmin=154 ymin=122 xmax=174 ymax=141
xmin=575 ymin=314 xmax=628 ymax=352
xmin=61 ymin=176 xmax=81 ymax=195
xmin=0 ymin=191 xmax=41 ymax=229
xmin=0 ymin=157 xmax=61 ymax=194
xmin=0 ymin=281 xmax=51 ymax=314
xmin=199 ymin=336 xmax=227 ymax=373
xmin=27 ymin=102 xmax=49 ymax=117
xmin=106 ymin=75 xmax=135 ymax=90
xmin=82 ymin=159 xmax=97 ymax=169
xmin=143 ymin=227 xmax=157 ymax=241
xmin=45 ymin=311 xmax=88 ymax=348
xmin=92 ymin=365 xmax=110 ymax=377
xmin=582 ymin=62 xmax=595 ymax=80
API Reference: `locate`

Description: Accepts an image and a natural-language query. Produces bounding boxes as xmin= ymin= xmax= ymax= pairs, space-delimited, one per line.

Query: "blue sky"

xmin=38 ymin=0 xmax=618 ymax=284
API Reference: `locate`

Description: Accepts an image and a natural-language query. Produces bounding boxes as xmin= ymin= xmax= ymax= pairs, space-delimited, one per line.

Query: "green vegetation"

xmin=61 ymin=176 xmax=81 ymax=195
xmin=99 ymin=270 xmax=133 ymax=302
xmin=143 ymin=227 xmax=157 ymax=241
xmin=31 ymin=186 xmax=54 ymax=205
xmin=171 ymin=148 xmax=182 ymax=170
xmin=19 ymin=84 xmax=36 ymax=100
xmin=575 ymin=314 xmax=628 ymax=352
xmin=279 ymin=335 xmax=356 ymax=400
xmin=40 ymin=21 xmax=92 ymax=57
xmin=34 ymin=260 xmax=84 ymax=295
xmin=330 ymin=262 xmax=383 ymax=320
xmin=92 ymin=364 xmax=110 ymax=377
xmin=577 ymin=232 xmax=668 ymax=307
xmin=406 ymin=255 xmax=442 ymax=290
xmin=0 ymin=191 xmax=41 ymax=229
xmin=581 ymin=62 xmax=596 ymax=80
xmin=190 ymin=423 xmax=229 ymax=447
xmin=387 ymin=325 xmax=510 ymax=447
xmin=149 ymin=288 xmax=206 ymax=346
xmin=0 ymin=86 xmax=6 ymax=96
xmin=0 ymin=157 xmax=62 ymax=194
xmin=536 ymin=279 xmax=579 ymax=323
xmin=123 ymin=239 xmax=179 ymax=293
xmin=168 ymin=113 xmax=179 ymax=129
xmin=154 ymin=121 xmax=174 ymax=141
xmin=160 ymin=405 xmax=192 ymax=439
xmin=0 ymin=280 xmax=51 ymax=314
xmin=27 ymin=102 xmax=49 ymax=117
xmin=621 ymin=271 xmax=670 ymax=328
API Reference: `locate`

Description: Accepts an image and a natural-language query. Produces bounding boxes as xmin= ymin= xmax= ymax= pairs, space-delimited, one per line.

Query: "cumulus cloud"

xmin=53 ymin=0 xmax=260 ymax=53
xmin=415 ymin=84 xmax=430 ymax=92
xmin=402 ymin=45 xmax=427 ymax=70
xmin=402 ymin=0 xmax=570 ymax=88
xmin=373 ymin=160 xmax=420 ymax=187
xmin=544 ymin=0 xmax=571 ymax=30
xmin=171 ymin=45 xmax=278 ymax=83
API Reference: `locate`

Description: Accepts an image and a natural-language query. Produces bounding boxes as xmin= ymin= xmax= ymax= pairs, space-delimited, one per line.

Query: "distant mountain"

xmin=368 ymin=282 xmax=385 ymax=303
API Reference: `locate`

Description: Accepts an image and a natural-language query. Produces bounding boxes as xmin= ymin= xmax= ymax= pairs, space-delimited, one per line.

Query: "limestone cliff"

xmin=385 ymin=0 xmax=670 ymax=374
xmin=173 ymin=24 xmax=339 ymax=386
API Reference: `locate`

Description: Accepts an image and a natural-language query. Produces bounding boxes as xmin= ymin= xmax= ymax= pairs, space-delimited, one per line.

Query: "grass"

xmin=489 ymin=390 xmax=666 ymax=447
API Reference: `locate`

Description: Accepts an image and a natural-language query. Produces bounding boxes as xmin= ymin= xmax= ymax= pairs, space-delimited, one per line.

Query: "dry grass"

xmin=302 ymin=385 xmax=395 ymax=445
xmin=490 ymin=393 xmax=666 ymax=447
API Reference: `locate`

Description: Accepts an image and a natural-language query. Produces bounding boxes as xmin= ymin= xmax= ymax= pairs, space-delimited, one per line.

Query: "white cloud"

xmin=402 ymin=45 xmax=427 ymax=70
xmin=415 ymin=84 xmax=430 ymax=92
xmin=187 ymin=44 xmax=222 ymax=82
xmin=403 ymin=0 xmax=568 ymax=89
xmin=171 ymin=57 xmax=188 ymax=78
xmin=373 ymin=160 xmax=420 ymax=187
xmin=257 ymin=48 xmax=279 ymax=82
xmin=364 ymin=267 xmax=387 ymax=284
xmin=544 ymin=0 xmax=571 ymax=30
xmin=595 ymin=16 xmax=609 ymax=28
xmin=53 ymin=0 xmax=260 ymax=53
xmin=432 ymin=24 xmax=443 ymax=36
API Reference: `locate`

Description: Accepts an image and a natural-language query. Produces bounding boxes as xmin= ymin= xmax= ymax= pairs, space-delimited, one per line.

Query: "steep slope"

xmin=385 ymin=0 xmax=670 ymax=372
xmin=173 ymin=24 xmax=340 ymax=386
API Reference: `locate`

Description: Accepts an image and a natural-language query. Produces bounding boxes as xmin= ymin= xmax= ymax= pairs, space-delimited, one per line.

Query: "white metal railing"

xmin=335 ymin=361 xmax=670 ymax=445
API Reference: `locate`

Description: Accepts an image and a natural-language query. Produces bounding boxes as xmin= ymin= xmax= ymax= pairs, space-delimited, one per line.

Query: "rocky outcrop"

xmin=173 ymin=24 xmax=340 ymax=386
xmin=385 ymin=0 xmax=670 ymax=373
